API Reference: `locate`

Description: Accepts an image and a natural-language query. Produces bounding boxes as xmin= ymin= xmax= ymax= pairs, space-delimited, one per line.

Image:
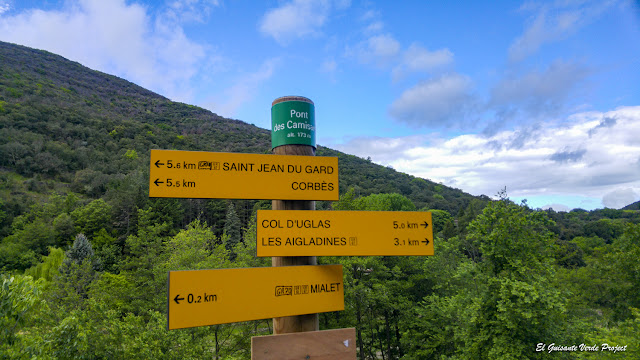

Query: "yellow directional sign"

xmin=257 ymin=210 xmax=433 ymax=257
xmin=167 ymin=265 xmax=344 ymax=330
xmin=149 ymin=149 xmax=338 ymax=201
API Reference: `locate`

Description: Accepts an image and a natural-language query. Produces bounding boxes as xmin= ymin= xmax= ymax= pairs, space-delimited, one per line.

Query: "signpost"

xmin=257 ymin=210 xmax=433 ymax=257
xmin=167 ymin=265 xmax=344 ymax=330
xmin=269 ymin=96 xmax=320 ymax=335
xmin=151 ymin=94 xmax=432 ymax=360
xmin=149 ymin=149 xmax=338 ymax=201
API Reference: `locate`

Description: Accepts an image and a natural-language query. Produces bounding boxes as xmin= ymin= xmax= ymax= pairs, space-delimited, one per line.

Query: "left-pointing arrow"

xmin=155 ymin=160 xmax=165 ymax=168
xmin=174 ymin=294 xmax=185 ymax=304
xmin=154 ymin=179 xmax=164 ymax=186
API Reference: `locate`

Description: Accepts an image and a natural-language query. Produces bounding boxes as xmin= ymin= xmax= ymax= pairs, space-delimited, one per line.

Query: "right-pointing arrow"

xmin=174 ymin=294 xmax=185 ymax=304
xmin=421 ymin=221 xmax=429 ymax=229
xmin=422 ymin=239 xmax=430 ymax=246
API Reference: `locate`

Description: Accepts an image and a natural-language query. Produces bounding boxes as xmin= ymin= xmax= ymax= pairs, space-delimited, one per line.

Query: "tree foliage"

xmin=223 ymin=202 xmax=242 ymax=257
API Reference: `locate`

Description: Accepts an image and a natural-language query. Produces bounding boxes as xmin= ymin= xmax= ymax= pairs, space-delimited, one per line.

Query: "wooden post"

xmin=271 ymin=96 xmax=318 ymax=334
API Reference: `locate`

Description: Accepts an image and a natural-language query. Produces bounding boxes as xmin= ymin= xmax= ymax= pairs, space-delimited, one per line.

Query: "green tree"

xmin=164 ymin=220 xmax=227 ymax=271
xmin=118 ymin=220 xmax=171 ymax=313
xmin=584 ymin=218 xmax=625 ymax=243
xmin=0 ymin=274 xmax=44 ymax=348
xmin=70 ymin=199 xmax=113 ymax=238
xmin=140 ymin=198 xmax=185 ymax=234
xmin=333 ymin=189 xmax=416 ymax=212
xmin=575 ymin=223 xmax=640 ymax=321
xmin=63 ymin=233 xmax=94 ymax=266
xmin=88 ymin=272 xmax=136 ymax=316
xmin=25 ymin=246 xmax=65 ymax=281
xmin=421 ymin=208 xmax=453 ymax=236
xmin=355 ymin=192 xmax=416 ymax=211
xmin=465 ymin=200 xmax=567 ymax=357
xmin=0 ymin=218 xmax=54 ymax=270
xmin=104 ymin=171 xmax=146 ymax=237
xmin=232 ymin=214 xmax=270 ymax=269
xmin=53 ymin=212 xmax=76 ymax=246
xmin=580 ymin=308 xmax=640 ymax=359
xmin=92 ymin=228 xmax=120 ymax=273
xmin=406 ymin=200 xmax=569 ymax=359
xmin=223 ymin=202 xmax=242 ymax=257
xmin=49 ymin=234 xmax=99 ymax=313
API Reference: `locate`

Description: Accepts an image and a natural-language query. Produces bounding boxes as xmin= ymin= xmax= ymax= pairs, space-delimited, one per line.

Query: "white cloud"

xmin=331 ymin=106 xmax=640 ymax=208
xmin=366 ymin=34 xmax=400 ymax=58
xmin=163 ymin=0 xmax=220 ymax=24
xmin=0 ymin=2 xmax=9 ymax=15
xmin=603 ymin=188 xmax=640 ymax=209
xmin=364 ymin=21 xmax=384 ymax=34
xmin=333 ymin=134 xmax=431 ymax=164
xmin=486 ymin=60 xmax=591 ymax=133
xmin=0 ymin=0 xmax=208 ymax=102
xmin=344 ymin=5 xmax=399 ymax=68
xmin=491 ymin=60 xmax=590 ymax=108
xmin=392 ymin=43 xmax=453 ymax=81
xmin=401 ymin=44 xmax=453 ymax=72
xmin=347 ymin=33 xmax=401 ymax=67
xmin=259 ymin=0 xmax=332 ymax=45
xmin=388 ymin=73 xmax=474 ymax=128
xmin=509 ymin=0 xmax=616 ymax=62
xmin=321 ymin=59 xmax=337 ymax=73
xmin=203 ymin=58 xmax=280 ymax=117
xmin=360 ymin=9 xmax=378 ymax=21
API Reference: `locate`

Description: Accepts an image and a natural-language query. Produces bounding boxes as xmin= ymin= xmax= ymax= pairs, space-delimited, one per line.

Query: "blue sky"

xmin=1 ymin=0 xmax=639 ymax=211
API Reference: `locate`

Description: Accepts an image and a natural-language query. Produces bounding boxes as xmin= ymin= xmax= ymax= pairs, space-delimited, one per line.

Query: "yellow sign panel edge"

xmin=149 ymin=149 xmax=339 ymax=201
xmin=256 ymin=210 xmax=434 ymax=257
xmin=167 ymin=264 xmax=344 ymax=330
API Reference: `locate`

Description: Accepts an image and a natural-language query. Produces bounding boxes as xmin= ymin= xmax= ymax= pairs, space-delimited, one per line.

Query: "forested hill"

xmin=623 ymin=200 xmax=640 ymax=210
xmin=0 ymin=40 xmax=478 ymax=221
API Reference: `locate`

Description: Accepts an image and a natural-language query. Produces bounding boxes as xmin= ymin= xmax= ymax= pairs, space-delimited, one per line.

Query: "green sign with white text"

xmin=271 ymin=99 xmax=315 ymax=148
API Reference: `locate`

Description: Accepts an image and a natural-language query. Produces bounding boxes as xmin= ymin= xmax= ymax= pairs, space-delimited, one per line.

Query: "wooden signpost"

xmin=152 ymin=95 xmax=434 ymax=359
xmin=270 ymin=96 xmax=320 ymax=335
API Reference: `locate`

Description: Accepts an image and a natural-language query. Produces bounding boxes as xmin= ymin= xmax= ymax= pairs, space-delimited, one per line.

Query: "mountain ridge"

xmin=0 ymin=40 xmax=482 ymax=238
xmin=622 ymin=200 xmax=640 ymax=211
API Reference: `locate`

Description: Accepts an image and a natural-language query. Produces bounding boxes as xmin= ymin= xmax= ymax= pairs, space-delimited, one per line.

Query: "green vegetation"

xmin=1 ymin=40 xmax=639 ymax=358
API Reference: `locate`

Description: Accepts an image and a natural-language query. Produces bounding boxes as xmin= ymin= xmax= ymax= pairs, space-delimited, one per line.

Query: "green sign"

xmin=271 ymin=98 xmax=315 ymax=148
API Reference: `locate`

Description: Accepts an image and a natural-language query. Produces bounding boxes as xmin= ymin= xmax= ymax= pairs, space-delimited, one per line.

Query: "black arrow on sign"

xmin=421 ymin=221 xmax=429 ymax=229
xmin=422 ymin=239 xmax=430 ymax=246
xmin=174 ymin=294 xmax=184 ymax=304
xmin=154 ymin=179 xmax=164 ymax=186
xmin=155 ymin=160 xmax=165 ymax=168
